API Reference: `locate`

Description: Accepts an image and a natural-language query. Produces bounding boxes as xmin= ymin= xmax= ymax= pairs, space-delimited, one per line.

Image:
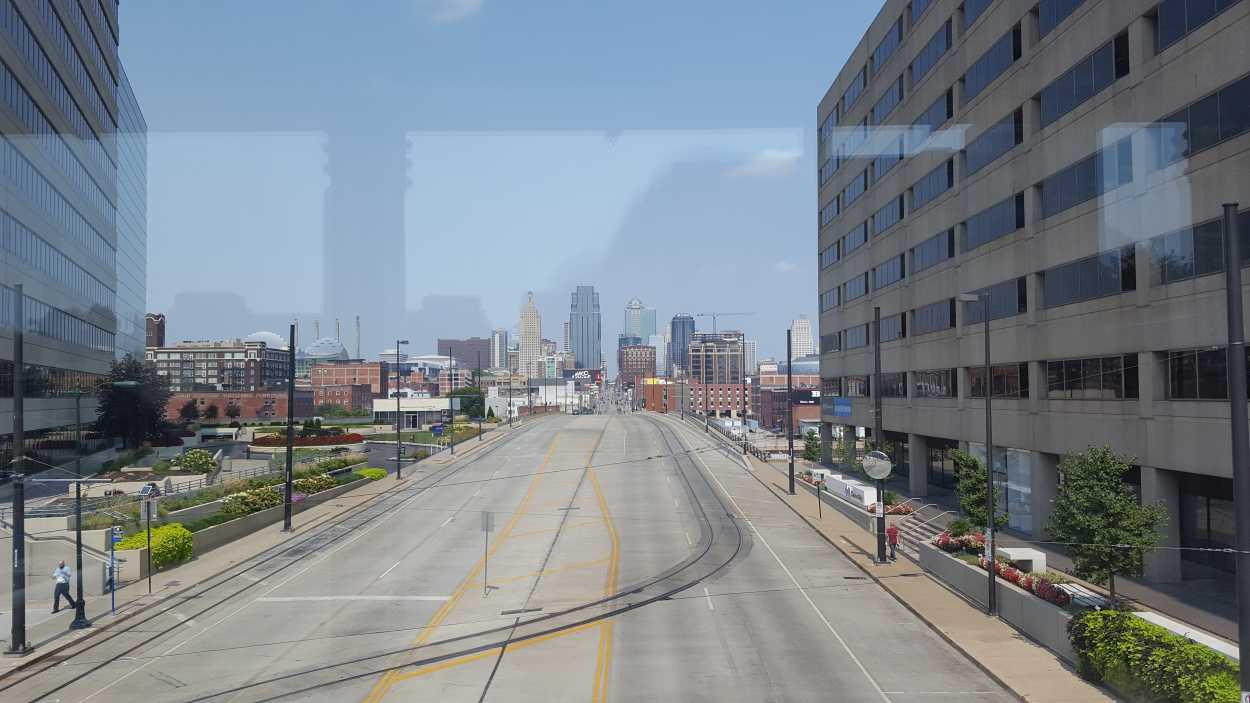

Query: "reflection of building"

xmin=145 ymin=314 xmax=166 ymax=349
xmin=148 ymin=339 xmax=290 ymax=392
xmin=669 ymin=314 xmax=695 ymax=374
xmin=519 ymin=292 xmax=543 ymax=378
xmin=569 ymin=285 xmax=601 ymax=369
xmin=168 ymin=389 xmax=314 ymax=421
xmin=817 ymin=0 xmax=1250 ymax=592
xmin=438 ymin=337 xmax=492 ymax=369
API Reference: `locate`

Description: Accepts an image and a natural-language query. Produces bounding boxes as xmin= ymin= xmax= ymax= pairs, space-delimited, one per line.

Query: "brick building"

xmin=145 ymin=313 xmax=165 ymax=348
xmin=758 ymin=388 xmax=822 ymax=436
xmin=309 ymin=360 xmax=390 ymax=398
xmin=167 ymin=389 xmax=314 ymax=422
xmin=147 ymin=339 xmax=290 ymax=393
xmin=617 ymin=344 xmax=656 ymax=388
xmin=312 ymin=383 xmax=373 ymax=411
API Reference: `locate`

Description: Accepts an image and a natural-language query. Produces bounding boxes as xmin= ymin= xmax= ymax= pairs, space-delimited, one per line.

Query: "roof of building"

xmin=305 ymin=337 xmax=349 ymax=359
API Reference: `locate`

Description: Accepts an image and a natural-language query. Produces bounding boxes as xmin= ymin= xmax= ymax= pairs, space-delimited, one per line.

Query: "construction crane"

xmin=693 ymin=312 xmax=755 ymax=333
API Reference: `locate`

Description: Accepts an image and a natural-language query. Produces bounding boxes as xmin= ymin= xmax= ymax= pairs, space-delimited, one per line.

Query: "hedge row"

xmin=116 ymin=523 xmax=193 ymax=569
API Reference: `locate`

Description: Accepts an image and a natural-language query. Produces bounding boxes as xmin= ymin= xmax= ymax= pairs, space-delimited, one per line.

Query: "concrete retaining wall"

xmin=191 ymin=478 xmax=370 ymax=555
xmin=794 ymin=476 xmax=877 ymax=532
xmin=918 ymin=542 xmax=1075 ymax=663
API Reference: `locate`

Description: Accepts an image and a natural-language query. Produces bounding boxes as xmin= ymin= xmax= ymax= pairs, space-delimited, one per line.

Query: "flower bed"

xmin=867 ymin=503 xmax=916 ymax=515
xmin=252 ymin=433 xmax=364 ymax=447
xmin=933 ymin=531 xmax=1072 ymax=608
xmin=935 ymin=530 xmax=985 ymax=554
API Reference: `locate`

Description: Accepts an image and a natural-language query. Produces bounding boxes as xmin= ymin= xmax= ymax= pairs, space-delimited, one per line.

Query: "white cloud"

xmin=425 ymin=0 xmax=483 ymax=23
xmin=728 ymin=148 xmax=801 ymax=178
xmin=773 ymin=260 xmax=798 ymax=273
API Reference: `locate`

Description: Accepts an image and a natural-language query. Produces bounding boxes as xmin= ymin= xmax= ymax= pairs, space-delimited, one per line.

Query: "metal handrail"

xmin=903 ymin=507 xmax=955 ymax=532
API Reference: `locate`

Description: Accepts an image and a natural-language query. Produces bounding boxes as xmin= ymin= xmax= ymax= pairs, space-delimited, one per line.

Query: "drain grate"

xmin=500 ymin=606 xmax=543 ymax=615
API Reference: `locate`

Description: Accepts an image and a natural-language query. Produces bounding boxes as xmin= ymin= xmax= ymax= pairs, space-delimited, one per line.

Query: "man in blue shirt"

xmin=52 ymin=560 xmax=77 ymax=613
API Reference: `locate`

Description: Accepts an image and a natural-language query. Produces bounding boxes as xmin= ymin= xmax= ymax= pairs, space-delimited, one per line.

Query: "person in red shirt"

xmin=885 ymin=523 xmax=899 ymax=561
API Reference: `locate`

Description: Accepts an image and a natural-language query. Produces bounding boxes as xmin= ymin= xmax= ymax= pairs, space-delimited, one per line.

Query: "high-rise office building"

xmin=561 ymin=321 xmax=570 ymax=354
xmin=623 ymin=298 xmax=643 ymax=338
xmin=519 ymin=292 xmax=542 ymax=378
xmin=744 ymin=339 xmax=758 ymax=375
xmin=569 ymin=285 xmax=601 ymax=369
xmin=641 ymin=307 xmax=656 ymax=340
xmin=669 ymin=314 xmax=695 ymax=374
xmin=688 ymin=331 xmax=747 ymax=417
xmin=648 ymin=333 xmax=667 ymax=376
xmin=490 ymin=329 xmax=508 ymax=369
xmin=816 ymin=0 xmax=1250 ymax=587
xmin=438 ymin=337 xmax=493 ymax=370
xmin=145 ymin=313 xmax=166 ymax=349
xmin=789 ymin=316 xmax=814 ymax=359
xmin=0 ymin=3 xmax=145 ymax=464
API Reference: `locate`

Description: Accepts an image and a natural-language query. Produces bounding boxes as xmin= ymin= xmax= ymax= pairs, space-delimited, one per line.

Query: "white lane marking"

xmin=682 ymin=420 xmax=892 ymax=703
xmin=379 ymin=560 xmax=403 ymax=578
xmin=439 ymin=514 xmax=455 ymax=528
xmin=703 ymin=587 xmax=715 ymax=611
xmin=472 ymin=488 xmax=481 ymax=497
xmin=684 ymin=531 xmax=692 ymax=546
xmin=238 ymin=573 xmax=265 ymax=584
xmin=79 ymin=476 xmax=435 ymax=702
xmin=171 ymin=613 xmax=195 ymax=628
xmin=673 ymin=497 xmax=680 ymax=509
xmin=256 ymin=595 xmax=450 ymax=602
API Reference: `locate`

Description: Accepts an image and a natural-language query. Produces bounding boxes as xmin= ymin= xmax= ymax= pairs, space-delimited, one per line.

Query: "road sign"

xmin=862 ymin=450 xmax=892 ymax=480
xmin=481 ymin=511 xmax=494 ymax=533
xmin=431 ymin=424 xmax=444 ymax=437
xmin=141 ymin=498 xmax=159 ymax=522
xmin=111 ymin=526 xmax=123 ymax=543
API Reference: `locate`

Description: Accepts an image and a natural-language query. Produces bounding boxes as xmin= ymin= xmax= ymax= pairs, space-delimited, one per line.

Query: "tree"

xmin=450 ymin=386 xmax=484 ymax=418
xmin=952 ymin=449 xmax=1007 ymax=531
xmin=203 ymin=403 xmax=219 ymax=420
xmin=486 ymin=406 xmax=496 ymax=419
xmin=178 ymin=399 xmax=200 ymax=423
xmin=224 ymin=403 xmax=242 ymax=421
xmin=171 ymin=448 xmax=216 ymax=473
xmin=94 ymin=355 xmax=172 ymax=448
xmin=1046 ymin=446 xmax=1167 ymax=600
xmin=802 ymin=430 xmax=821 ymax=462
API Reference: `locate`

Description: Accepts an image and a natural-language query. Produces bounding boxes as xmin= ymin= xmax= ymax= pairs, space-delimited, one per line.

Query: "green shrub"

xmin=222 ymin=487 xmax=283 ymax=516
xmin=172 ymin=448 xmax=217 ymax=473
xmin=292 ymin=473 xmax=337 ymax=494
xmin=1069 ymin=609 xmax=1239 ymax=703
xmin=946 ymin=517 xmax=974 ymax=537
xmin=183 ymin=512 xmax=236 ymax=533
xmin=116 ymin=523 xmax=193 ymax=569
xmin=357 ymin=468 xmax=387 ymax=481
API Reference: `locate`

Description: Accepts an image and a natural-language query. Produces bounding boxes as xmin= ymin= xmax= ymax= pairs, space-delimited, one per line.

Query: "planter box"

xmin=795 ymin=475 xmax=876 ymax=532
xmin=918 ymin=542 xmax=1076 ymax=663
xmin=191 ymin=478 xmax=369 ymax=555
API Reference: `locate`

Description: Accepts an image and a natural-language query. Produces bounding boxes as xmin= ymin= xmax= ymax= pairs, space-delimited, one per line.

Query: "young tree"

xmin=952 ymin=449 xmax=1007 ymax=531
xmin=94 ymin=355 xmax=173 ymax=448
xmin=1046 ymin=446 xmax=1167 ymax=600
xmin=486 ymin=406 xmax=496 ymax=419
xmin=203 ymin=403 xmax=219 ymax=420
xmin=224 ymin=403 xmax=242 ymax=421
xmin=178 ymin=399 xmax=200 ymax=423
xmin=802 ymin=430 xmax=821 ymax=461
xmin=450 ymin=387 xmax=484 ymax=418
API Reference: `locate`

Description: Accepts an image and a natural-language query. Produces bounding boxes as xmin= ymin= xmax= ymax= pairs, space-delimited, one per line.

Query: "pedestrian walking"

xmin=52 ymin=560 xmax=77 ymax=613
xmin=886 ymin=523 xmax=899 ymax=561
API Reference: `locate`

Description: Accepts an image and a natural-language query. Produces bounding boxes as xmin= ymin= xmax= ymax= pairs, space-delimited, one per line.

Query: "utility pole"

xmin=6 ymin=284 xmax=30 ymax=655
xmin=982 ymin=294 xmax=995 ymax=615
xmin=70 ymin=390 xmax=89 ymax=629
xmin=786 ymin=329 xmax=795 ymax=495
xmin=1222 ymin=203 xmax=1250 ymax=693
xmin=395 ymin=339 xmax=408 ymax=479
xmin=448 ymin=347 xmax=455 ymax=456
xmin=477 ymin=351 xmax=483 ymax=441
xmin=873 ymin=307 xmax=886 ymax=564
xmin=283 ymin=323 xmax=295 ymax=532
xmin=741 ymin=339 xmax=749 ymax=455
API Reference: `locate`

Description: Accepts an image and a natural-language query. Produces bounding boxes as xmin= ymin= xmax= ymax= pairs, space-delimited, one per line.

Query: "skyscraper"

xmin=561 ymin=321 xmax=570 ymax=354
xmin=519 ymin=292 xmax=542 ymax=379
xmin=648 ymin=333 xmax=668 ymax=376
xmin=670 ymin=314 xmax=695 ymax=375
xmin=569 ymin=285 xmax=601 ymax=369
xmin=640 ymin=306 xmax=657 ymax=340
xmin=744 ymin=339 xmax=758 ymax=375
xmin=490 ymin=329 xmax=508 ymax=369
xmin=790 ymin=316 xmax=814 ymax=359
xmin=623 ymin=298 xmax=644 ymax=338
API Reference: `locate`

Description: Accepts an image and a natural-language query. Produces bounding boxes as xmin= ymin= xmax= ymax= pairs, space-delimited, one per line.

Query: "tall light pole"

xmin=873 ymin=307 xmax=886 ymax=564
xmin=448 ymin=347 xmax=455 ymax=456
xmin=959 ymin=291 xmax=995 ymax=615
xmin=394 ymin=339 xmax=408 ymax=479
xmin=476 ymin=351 xmax=483 ymax=441
xmin=1219 ymin=202 xmax=1250 ymax=689
xmin=283 ymin=323 xmax=295 ymax=531
xmin=786 ymin=329 xmax=795 ymax=495
xmin=6 ymin=284 xmax=30 ymax=655
xmin=741 ymin=338 xmax=749 ymax=455
xmin=70 ymin=389 xmax=89 ymax=630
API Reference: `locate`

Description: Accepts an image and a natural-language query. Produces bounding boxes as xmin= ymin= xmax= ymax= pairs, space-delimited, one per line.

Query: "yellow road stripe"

xmin=362 ymin=434 xmax=561 ymax=703
xmin=587 ymin=423 xmax=621 ymax=703
xmin=391 ymin=620 xmax=603 ymax=683
xmin=492 ymin=557 xmax=610 ymax=585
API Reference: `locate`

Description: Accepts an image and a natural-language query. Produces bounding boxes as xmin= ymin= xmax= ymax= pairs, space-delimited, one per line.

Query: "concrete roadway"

xmin=1 ymin=414 xmax=1009 ymax=702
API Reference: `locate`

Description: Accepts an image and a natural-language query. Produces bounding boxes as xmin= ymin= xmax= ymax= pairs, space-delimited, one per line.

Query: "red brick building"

xmin=758 ymin=388 xmax=821 ymax=435
xmin=312 ymin=383 xmax=373 ymax=411
xmin=167 ymin=389 xmax=315 ymax=422
xmin=689 ymin=381 xmax=749 ymax=418
xmin=617 ymin=345 xmax=656 ymax=388
xmin=309 ymin=360 xmax=390 ymax=398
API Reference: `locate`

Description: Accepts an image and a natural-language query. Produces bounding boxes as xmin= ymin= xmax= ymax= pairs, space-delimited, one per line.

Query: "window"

xmin=844 ymin=324 xmax=870 ymax=349
xmin=1039 ymin=33 xmax=1130 ymax=128
xmin=911 ymin=0 xmax=935 ymax=24
xmin=912 ymin=19 xmax=952 ymax=85
xmin=963 ymin=193 xmax=1024 ymax=252
xmin=844 ymin=221 xmax=868 ymax=255
xmin=872 ymin=76 xmax=905 ymax=126
xmin=1164 ymin=347 xmax=1250 ymax=400
xmin=911 ymin=159 xmax=954 ymax=210
xmin=819 ymin=241 xmax=840 ymax=269
xmin=912 ymin=89 xmax=954 ymax=149
xmin=873 ymin=255 xmax=906 ymax=290
xmin=964 ymin=0 xmax=994 ymax=29
xmin=1039 ymin=137 xmax=1133 ymax=218
xmin=1157 ymin=0 xmax=1243 ymax=53
xmin=820 ymin=332 xmax=841 ymax=354
xmin=842 ymin=118 xmax=869 ymax=159
xmin=963 ymin=25 xmax=1022 ymax=104
xmin=845 ymin=375 xmax=871 ymax=397
xmin=872 ymin=196 xmax=905 ymax=236
xmin=820 ymin=286 xmax=841 ymax=312
xmin=880 ymin=372 xmax=907 ymax=398
xmin=912 ymin=228 xmax=955 ymax=273
xmin=1038 ymin=0 xmax=1086 ymax=37
xmin=1150 ymin=211 xmax=1250 ymax=284
xmin=965 ymin=108 xmax=1023 ymax=175
xmin=969 ymin=363 xmax=1030 ymax=398
xmin=872 ymin=135 xmax=904 ymax=183
xmin=842 ymin=169 xmax=868 ymax=208
xmin=1047 ymin=354 xmax=1139 ymax=399
xmin=844 ymin=272 xmax=869 ymax=302
xmin=914 ymin=368 xmax=958 ymax=398
xmin=820 ymin=197 xmax=839 ymax=228
xmin=963 ymin=278 xmax=1028 ymax=323
xmin=1043 ymin=246 xmax=1136 ymax=307
xmin=872 ymin=18 xmax=904 ymax=73
xmin=879 ymin=313 xmax=906 ymax=342
xmin=842 ymin=67 xmax=867 ymax=113
xmin=913 ymin=298 xmax=956 ymax=335
xmin=1149 ymin=74 xmax=1250 ymax=169
xmin=0 ymin=286 xmax=114 ymax=354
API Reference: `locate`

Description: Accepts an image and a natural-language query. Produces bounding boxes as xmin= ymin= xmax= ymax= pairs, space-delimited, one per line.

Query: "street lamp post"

xmin=70 ymin=389 xmax=89 ymax=629
xmin=960 ymin=291 xmax=996 ymax=615
xmin=448 ymin=348 xmax=455 ymax=456
xmin=6 ymin=284 xmax=31 ymax=655
xmin=477 ymin=351 xmax=482 ymax=442
xmin=787 ymin=329 xmax=795 ymax=495
xmin=394 ymin=340 xmax=408 ymax=479
xmin=283 ymin=323 xmax=295 ymax=531
xmin=872 ymin=307 xmax=886 ymax=564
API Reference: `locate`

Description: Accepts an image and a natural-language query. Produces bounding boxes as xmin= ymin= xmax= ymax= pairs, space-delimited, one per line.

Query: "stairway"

xmin=895 ymin=504 xmax=954 ymax=561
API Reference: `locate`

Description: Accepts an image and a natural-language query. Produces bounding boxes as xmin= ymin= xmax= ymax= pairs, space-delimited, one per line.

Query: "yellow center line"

xmin=362 ymin=434 xmax=561 ymax=703
xmin=391 ymin=620 xmax=602 ymax=684
xmin=587 ymin=421 xmax=621 ymax=703
xmin=491 ymin=557 xmax=610 ymax=585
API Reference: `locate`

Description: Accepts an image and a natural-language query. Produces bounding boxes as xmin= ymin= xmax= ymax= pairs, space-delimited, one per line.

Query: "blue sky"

xmin=121 ymin=0 xmax=882 ymax=362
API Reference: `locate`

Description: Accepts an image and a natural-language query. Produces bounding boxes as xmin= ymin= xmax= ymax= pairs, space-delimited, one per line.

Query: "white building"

xmin=372 ymin=397 xmax=449 ymax=429
xmin=789 ymin=316 xmax=814 ymax=359
xmin=744 ymin=339 xmax=758 ymax=375
xmin=519 ymin=292 xmax=543 ymax=379
xmin=490 ymin=329 xmax=508 ymax=369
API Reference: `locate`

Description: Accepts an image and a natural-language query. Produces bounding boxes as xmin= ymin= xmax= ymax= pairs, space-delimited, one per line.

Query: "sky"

xmin=120 ymin=0 xmax=882 ymax=365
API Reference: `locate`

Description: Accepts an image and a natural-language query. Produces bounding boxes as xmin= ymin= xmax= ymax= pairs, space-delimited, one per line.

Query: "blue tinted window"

xmin=842 ymin=68 xmax=867 ymax=114
xmin=912 ymin=20 xmax=952 ymax=85
xmin=1039 ymin=138 xmax=1133 ymax=218
xmin=871 ymin=77 xmax=904 ymax=125
xmin=1039 ymin=34 xmax=1129 ymax=128
xmin=964 ymin=278 xmax=1028 ymax=323
xmin=1158 ymin=0 xmax=1243 ymax=53
xmin=842 ymin=169 xmax=868 ymax=208
xmin=843 ymin=221 xmax=868 ymax=255
xmin=965 ymin=109 xmax=1022 ymax=175
xmin=820 ymin=242 xmax=840 ymax=269
xmin=963 ymin=194 xmax=1024 ymax=252
xmin=913 ymin=299 xmax=956 ymax=335
xmin=912 ymin=0 xmax=935 ymax=24
xmin=872 ymin=196 xmax=905 ymax=236
xmin=873 ymin=254 xmax=906 ymax=290
xmin=1043 ymin=247 xmax=1136 ymax=308
xmin=912 ymin=229 xmax=954 ymax=274
xmin=879 ymin=313 xmax=906 ymax=343
xmin=872 ymin=18 xmax=903 ymax=72
xmin=911 ymin=159 xmax=954 ymax=210
xmin=963 ymin=0 xmax=994 ymax=28
xmin=911 ymin=90 xmax=953 ymax=149
xmin=963 ymin=25 xmax=1021 ymax=103
xmin=1038 ymin=0 xmax=1085 ymax=37
xmin=844 ymin=324 xmax=870 ymax=349
xmin=844 ymin=272 xmax=869 ymax=302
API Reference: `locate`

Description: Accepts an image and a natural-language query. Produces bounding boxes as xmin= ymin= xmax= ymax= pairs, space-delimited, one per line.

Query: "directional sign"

xmin=141 ymin=498 xmax=159 ymax=522
xmin=481 ymin=510 xmax=494 ymax=533
xmin=111 ymin=526 xmax=124 ymax=543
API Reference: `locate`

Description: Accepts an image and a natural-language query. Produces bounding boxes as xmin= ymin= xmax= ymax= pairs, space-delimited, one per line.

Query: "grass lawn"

xmin=370 ymin=426 xmax=481 ymax=444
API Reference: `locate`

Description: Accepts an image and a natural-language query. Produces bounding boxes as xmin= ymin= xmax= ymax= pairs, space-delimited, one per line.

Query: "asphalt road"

xmin=0 ymin=414 xmax=1009 ymax=702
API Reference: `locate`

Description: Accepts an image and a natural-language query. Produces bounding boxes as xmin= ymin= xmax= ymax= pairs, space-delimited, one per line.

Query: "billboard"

xmin=563 ymin=368 xmax=602 ymax=385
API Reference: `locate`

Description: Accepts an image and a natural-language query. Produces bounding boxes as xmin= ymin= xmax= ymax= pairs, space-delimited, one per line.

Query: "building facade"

xmin=438 ymin=337 xmax=492 ymax=370
xmin=569 ymin=285 xmax=601 ymax=369
xmin=816 ymin=0 xmax=1250 ymax=585
xmin=688 ymin=331 xmax=748 ymax=417
xmin=308 ymin=360 xmax=390 ymax=398
xmin=669 ymin=314 xmax=695 ymax=374
xmin=145 ymin=313 xmax=165 ymax=349
xmin=617 ymin=344 xmax=656 ymax=388
xmin=148 ymin=340 xmax=291 ymax=392
xmin=790 ymin=316 xmax=815 ymax=359
xmin=312 ymin=383 xmax=373 ymax=411
xmin=519 ymin=291 xmax=542 ymax=379
xmin=168 ymin=388 xmax=314 ymax=422
xmin=490 ymin=328 xmax=508 ymax=369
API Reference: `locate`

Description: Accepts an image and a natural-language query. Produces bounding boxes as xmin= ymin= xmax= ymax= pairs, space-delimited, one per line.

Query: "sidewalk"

xmin=742 ymin=457 xmax=1112 ymax=701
